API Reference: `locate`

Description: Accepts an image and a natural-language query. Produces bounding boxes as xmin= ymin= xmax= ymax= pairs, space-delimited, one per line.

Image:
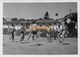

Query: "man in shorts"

xmin=28 ymin=21 xmax=38 ymax=41
xmin=9 ymin=24 xmax=15 ymax=42
xmin=20 ymin=24 xmax=25 ymax=42
xmin=46 ymin=23 xmax=53 ymax=42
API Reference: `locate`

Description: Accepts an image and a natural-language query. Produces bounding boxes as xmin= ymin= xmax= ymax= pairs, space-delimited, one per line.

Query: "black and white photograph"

xmin=3 ymin=2 xmax=78 ymax=55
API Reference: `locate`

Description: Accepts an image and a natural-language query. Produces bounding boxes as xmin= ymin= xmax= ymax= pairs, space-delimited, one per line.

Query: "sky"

xmin=3 ymin=2 xmax=77 ymax=20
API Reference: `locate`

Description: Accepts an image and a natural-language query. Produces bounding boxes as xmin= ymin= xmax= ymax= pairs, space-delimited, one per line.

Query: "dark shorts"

xmin=32 ymin=31 xmax=37 ymax=34
xmin=47 ymin=31 xmax=53 ymax=37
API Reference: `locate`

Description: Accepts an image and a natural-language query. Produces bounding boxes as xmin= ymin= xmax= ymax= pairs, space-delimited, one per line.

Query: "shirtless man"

xmin=28 ymin=21 xmax=38 ymax=41
xmin=46 ymin=23 xmax=53 ymax=42
xmin=9 ymin=24 xmax=15 ymax=42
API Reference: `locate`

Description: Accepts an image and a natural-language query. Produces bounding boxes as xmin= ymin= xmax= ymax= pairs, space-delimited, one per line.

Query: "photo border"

xmin=0 ymin=0 xmax=80 ymax=57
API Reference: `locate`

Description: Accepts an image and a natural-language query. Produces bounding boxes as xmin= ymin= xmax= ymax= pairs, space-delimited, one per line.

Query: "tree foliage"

xmin=11 ymin=18 xmax=18 ymax=21
xmin=19 ymin=18 xmax=25 ymax=21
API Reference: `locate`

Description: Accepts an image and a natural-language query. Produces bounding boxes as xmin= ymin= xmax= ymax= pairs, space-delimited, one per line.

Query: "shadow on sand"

xmin=31 ymin=44 xmax=43 ymax=47
xmin=62 ymin=42 xmax=70 ymax=45
xmin=21 ymin=41 xmax=30 ymax=44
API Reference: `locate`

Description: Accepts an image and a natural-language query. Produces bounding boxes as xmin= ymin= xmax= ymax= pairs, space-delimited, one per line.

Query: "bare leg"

xmin=47 ymin=33 xmax=49 ymax=42
xmin=58 ymin=33 xmax=64 ymax=43
xmin=9 ymin=35 xmax=14 ymax=42
xmin=9 ymin=36 xmax=12 ymax=41
xmin=35 ymin=34 xmax=38 ymax=39
xmin=12 ymin=36 xmax=14 ymax=42
xmin=20 ymin=34 xmax=23 ymax=42
xmin=32 ymin=34 xmax=34 ymax=40
xmin=35 ymin=34 xmax=39 ymax=44
xmin=28 ymin=33 xmax=31 ymax=40
xmin=49 ymin=37 xmax=52 ymax=42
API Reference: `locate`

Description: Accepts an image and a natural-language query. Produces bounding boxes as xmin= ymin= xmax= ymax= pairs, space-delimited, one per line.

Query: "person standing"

xmin=30 ymin=21 xmax=40 ymax=46
xmin=9 ymin=24 xmax=15 ymax=42
xmin=30 ymin=21 xmax=38 ymax=40
xmin=46 ymin=23 xmax=53 ymax=42
xmin=53 ymin=24 xmax=58 ymax=40
xmin=20 ymin=25 xmax=25 ymax=42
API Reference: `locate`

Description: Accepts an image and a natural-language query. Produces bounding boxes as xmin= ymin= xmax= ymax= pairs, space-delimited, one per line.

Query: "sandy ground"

xmin=3 ymin=34 xmax=78 ymax=55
